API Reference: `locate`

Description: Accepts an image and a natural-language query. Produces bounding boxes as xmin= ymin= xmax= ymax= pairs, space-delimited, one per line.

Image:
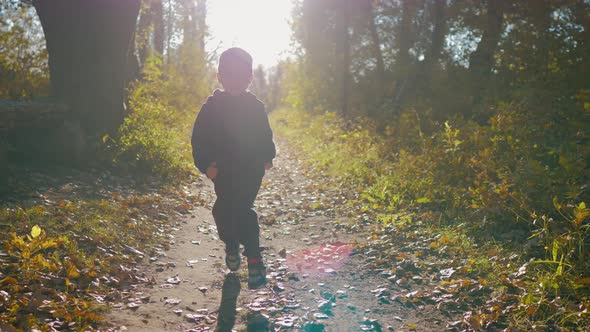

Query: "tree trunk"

xmin=33 ymin=0 xmax=141 ymax=138
xmin=137 ymin=2 xmax=153 ymax=67
xmin=572 ymin=1 xmax=590 ymax=87
xmin=181 ymin=1 xmax=196 ymax=51
xmin=397 ymin=0 xmax=415 ymax=71
xmin=127 ymin=32 xmax=141 ymax=83
xmin=367 ymin=1 xmax=385 ymax=99
xmin=422 ymin=0 xmax=446 ymax=112
xmin=335 ymin=0 xmax=351 ymax=115
xmin=469 ymin=0 xmax=505 ymax=80
xmin=196 ymin=0 xmax=207 ymax=52
xmin=166 ymin=0 xmax=173 ymax=63
xmin=392 ymin=0 xmax=417 ymax=111
xmin=152 ymin=0 xmax=165 ymax=55
xmin=467 ymin=0 xmax=505 ymax=119
xmin=424 ymin=0 xmax=446 ymax=72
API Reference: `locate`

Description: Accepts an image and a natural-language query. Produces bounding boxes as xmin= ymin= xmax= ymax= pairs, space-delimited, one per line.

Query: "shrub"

xmin=103 ymin=56 xmax=213 ymax=181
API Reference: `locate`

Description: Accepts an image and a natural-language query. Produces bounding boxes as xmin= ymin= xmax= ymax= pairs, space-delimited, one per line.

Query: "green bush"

xmin=273 ymin=103 xmax=589 ymax=225
xmin=103 ymin=56 xmax=213 ymax=181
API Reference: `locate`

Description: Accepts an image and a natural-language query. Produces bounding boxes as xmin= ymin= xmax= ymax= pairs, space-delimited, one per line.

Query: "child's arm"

xmin=191 ymin=102 xmax=217 ymax=174
xmin=258 ymin=105 xmax=276 ymax=167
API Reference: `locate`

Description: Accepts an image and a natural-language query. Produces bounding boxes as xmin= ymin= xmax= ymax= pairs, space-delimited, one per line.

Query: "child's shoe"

xmin=247 ymin=258 xmax=267 ymax=289
xmin=225 ymin=250 xmax=241 ymax=272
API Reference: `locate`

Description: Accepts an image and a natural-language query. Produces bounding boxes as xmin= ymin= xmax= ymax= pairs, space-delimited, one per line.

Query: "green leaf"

xmin=552 ymin=196 xmax=561 ymax=211
xmin=552 ymin=240 xmax=559 ymax=262
xmin=416 ymin=197 xmax=431 ymax=204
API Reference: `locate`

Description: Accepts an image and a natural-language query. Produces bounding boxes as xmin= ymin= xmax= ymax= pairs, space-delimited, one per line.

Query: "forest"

xmin=0 ymin=0 xmax=589 ymax=331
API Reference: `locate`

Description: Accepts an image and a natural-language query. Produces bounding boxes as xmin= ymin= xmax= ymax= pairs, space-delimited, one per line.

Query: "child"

xmin=191 ymin=47 xmax=275 ymax=289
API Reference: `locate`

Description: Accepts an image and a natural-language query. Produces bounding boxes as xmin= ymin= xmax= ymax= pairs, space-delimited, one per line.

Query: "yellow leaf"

xmin=552 ymin=196 xmax=561 ymax=211
xmin=440 ymin=235 xmax=452 ymax=245
xmin=31 ymin=225 xmax=42 ymax=239
xmin=0 ymin=276 xmax=18 ymax=284
xmin=67 ymin=264 xmax=80 ymax=278
xmin=575 ymin=278 xmax=590 ymax=286
xmin=40 ymin=239 xmax=58 ymax=250
xmin=575 ymin=210 xmax=590 ymax=224
xmin=526 ymin=304 xmax=538 ymax=315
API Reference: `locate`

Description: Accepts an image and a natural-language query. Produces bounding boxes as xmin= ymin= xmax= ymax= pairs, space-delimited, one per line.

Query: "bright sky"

xmin=206 ymin=0 xmax=294 ymax=68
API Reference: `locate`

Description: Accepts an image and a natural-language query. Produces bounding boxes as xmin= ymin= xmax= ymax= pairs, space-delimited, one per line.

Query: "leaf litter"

xmin=0 ymin=166 xmax=202 ymax=330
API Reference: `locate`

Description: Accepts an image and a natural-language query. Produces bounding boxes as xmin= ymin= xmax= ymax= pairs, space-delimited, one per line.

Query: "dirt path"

xmin=107 ymin=139 xmax=451 ymax=332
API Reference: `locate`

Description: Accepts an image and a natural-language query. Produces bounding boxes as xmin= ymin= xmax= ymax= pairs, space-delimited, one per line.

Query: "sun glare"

xmin=206 ymin=0 xmax=294 ymax=68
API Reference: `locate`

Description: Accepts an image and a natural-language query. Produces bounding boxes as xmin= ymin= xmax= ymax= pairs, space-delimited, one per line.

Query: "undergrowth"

xmin=0 ymin=186 xmax=197 ymax=330
xmin=271 ymin=107 xmax=590 ymax=330
xmin=102 ymin=55 xmax=212 ymax=182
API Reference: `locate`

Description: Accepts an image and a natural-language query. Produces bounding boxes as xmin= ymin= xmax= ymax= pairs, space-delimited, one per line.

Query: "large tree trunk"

xmin=33 ymin=0 xmax=141 ymax=138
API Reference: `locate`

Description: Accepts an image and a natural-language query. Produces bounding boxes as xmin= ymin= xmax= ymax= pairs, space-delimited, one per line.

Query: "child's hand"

xmin=264 ymin=162 xmax=273 ymax=170
xmin=206 ymin=163 xmax=218 ymax=180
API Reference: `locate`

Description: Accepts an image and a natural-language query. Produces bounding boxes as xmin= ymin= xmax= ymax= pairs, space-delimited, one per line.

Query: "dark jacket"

xmin=191 ymin=89 xmax=276 ymax=174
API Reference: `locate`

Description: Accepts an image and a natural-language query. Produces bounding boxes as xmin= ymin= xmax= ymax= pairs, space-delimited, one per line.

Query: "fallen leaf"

xmin=164 ymin=298 xmax=181 ymax=305
xmin=166 ymin=276 xmax=181 ymax=284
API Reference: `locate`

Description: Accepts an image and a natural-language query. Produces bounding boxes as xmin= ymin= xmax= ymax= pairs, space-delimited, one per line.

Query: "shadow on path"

xmin=216 ymin=273 xmax=271 ymax=332
xmin=216 ymin=274 xmax=241 ymax=332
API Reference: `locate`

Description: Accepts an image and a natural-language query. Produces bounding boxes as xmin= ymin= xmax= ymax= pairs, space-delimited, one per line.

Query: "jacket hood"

xmin=203 ymin=89 xmax=262 ymax=112
xmin=210 ymin=88 xmax=255 ymax=100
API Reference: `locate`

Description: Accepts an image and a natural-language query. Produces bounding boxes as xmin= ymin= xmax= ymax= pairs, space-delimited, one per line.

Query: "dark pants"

xmin=212 ymin=167 xmax=264 ymax=259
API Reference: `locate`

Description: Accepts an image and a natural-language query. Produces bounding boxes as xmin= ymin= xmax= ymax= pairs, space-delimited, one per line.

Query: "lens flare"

xmin=287 ymin=242 xmax=352 ymax=278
